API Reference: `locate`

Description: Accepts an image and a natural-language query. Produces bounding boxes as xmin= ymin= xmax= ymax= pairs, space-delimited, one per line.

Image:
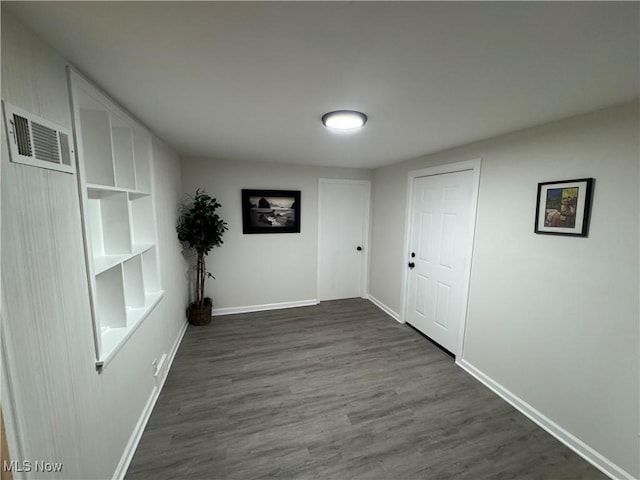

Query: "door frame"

xmin=317 ymin=178 xmax=372 ymax=301
xmin=400 ymin=159 xmax=481 ymax=359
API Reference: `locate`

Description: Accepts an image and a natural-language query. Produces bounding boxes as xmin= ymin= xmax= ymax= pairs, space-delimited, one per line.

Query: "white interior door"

xmin=318 ymin=179 xmax=370 ymax=301
xmin=406 ymin=169 xmax=474 ymax=355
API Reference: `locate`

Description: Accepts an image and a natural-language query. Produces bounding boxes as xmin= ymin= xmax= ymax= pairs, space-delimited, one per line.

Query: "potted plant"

xmin=176 ymin=189 xmax=228 ymax=325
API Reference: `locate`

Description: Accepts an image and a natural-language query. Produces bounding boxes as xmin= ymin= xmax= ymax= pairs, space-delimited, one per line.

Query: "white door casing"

xmin=318 ymin=179 xmax=371 ymax=301
xmin=401 ymin=159 xmax=481 ymax=357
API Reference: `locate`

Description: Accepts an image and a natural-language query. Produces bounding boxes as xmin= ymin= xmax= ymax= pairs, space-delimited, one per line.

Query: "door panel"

xmin=419 ymin=213 xmax=433 ymax=262
xmin=318 ymin=180 xmax=370 ymax=301
xmin=416 ymin=275 xmax=429 ymax=315
xmin=406 ymin=170 xmax=473 ymax=354
xmin=440 ymin=214 xmax=456 ymax=268
xmin=435 ymin=282 xmax=451 ymax=328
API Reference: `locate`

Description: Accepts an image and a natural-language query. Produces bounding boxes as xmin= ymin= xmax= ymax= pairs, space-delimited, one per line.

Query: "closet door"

xmin=318 ymin=179 xmax=370 ymax=301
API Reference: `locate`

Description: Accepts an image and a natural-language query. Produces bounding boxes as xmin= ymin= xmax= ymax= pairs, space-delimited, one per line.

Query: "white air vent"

xmin=2 ymin=101 xmax=75 ymax=174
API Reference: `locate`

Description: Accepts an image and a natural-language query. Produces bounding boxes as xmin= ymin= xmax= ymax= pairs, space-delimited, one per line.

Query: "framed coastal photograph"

xmin=242 ymin=189 xmax=301 ymax=234
xmin=534 ymin=178 xmax=594 ymax=237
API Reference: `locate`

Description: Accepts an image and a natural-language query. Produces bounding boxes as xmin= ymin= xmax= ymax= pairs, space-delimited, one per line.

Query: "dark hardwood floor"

xmin=126 ymin=299 xmax=606 ymax=479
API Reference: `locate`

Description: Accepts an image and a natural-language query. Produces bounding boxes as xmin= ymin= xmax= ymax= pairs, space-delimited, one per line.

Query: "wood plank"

xmin=127 ymin=299 xmax=606 ymax=479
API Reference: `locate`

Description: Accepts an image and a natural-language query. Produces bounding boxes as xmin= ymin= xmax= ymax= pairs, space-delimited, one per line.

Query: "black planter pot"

xmin=187 ymin=297 xmax=212 ymax=326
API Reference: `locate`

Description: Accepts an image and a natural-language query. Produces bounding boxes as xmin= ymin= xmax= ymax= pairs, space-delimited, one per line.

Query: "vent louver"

xmin=2 ymin=101 xmax=75 ymax=174
xmin=32 ymin=121 xmax=61 ymax=164
xmin=13 ymin=114 xmax=32 ymax=156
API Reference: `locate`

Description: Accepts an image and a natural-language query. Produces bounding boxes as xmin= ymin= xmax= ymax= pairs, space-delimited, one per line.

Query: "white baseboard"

xmin=113 ymin=319 xmax=189 ymax=480
xmin=368 ymin=295 xmax=402 ymax=323
xmin=457 ymin=359 xmax=636 ymax=480
xmin=212 ymin=299 xmax=319 ymax=316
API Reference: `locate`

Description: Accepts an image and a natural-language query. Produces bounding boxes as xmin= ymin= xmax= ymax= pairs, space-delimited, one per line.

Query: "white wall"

xmin=1 ymin=10 xmax=188 ymax=479
xmin=180 ymin=157 xmax=372 ymax=311
xmin=369 ymin=102 xmax=639 ymax=478
xmin=3 ymin=6 xmax=636 ymax=478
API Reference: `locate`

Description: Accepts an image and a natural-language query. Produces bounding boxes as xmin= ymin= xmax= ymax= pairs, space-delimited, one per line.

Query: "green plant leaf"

xmin=177 ymin=189 xmax=228 ymax=303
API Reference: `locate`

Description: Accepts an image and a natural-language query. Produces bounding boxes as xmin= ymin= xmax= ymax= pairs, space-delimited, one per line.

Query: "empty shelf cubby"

xmin=69 ymin=67 xmax=164 ymax=368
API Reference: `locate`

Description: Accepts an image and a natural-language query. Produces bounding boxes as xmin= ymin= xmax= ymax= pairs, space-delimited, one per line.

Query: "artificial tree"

xmin=176 ymin=189 xmax=228 ymax=324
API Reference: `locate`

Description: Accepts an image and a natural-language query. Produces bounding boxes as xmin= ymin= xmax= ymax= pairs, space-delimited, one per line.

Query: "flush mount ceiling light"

xmin=321 ymin=110 xmax=367 ymax=131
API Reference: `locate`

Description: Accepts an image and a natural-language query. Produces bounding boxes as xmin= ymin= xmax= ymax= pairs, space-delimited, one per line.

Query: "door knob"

xmin=408 ymin=262 xmax=415 ymax=269
xmin=356 ymin=246 xmax=362 ymax=251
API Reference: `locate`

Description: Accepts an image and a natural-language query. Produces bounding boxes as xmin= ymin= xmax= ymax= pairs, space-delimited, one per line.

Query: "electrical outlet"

xmin=152 ymin=359 xmax=158 ymax=376
xmin=154 ymin=353 xmax=168 ymax=383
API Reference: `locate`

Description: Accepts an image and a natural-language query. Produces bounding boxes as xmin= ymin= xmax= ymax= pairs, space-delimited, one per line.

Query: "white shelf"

xmin=99 ymin=327 xmax=128 ymax=365
xmin=130 ymin=194 xmax=155 ymax=246
xmin=95 ymin=266 xmax=126 ymax=329
xmin=99 ymin=291 xmax=164 ymax=368
xmin=133 ymin=131 xmax=152 ymax=193
xmin=69 ymin=68 xmax=163 ymax=371
xmin=126 ymin=291 xmax=164 ymax=326
xmin=87 ymin=184 xmax=150 ymax=197
xmin=123 ymin=256 xmax=145 ymax=309
xmin=79 ymin=105 xmax=115 ymax=187
xmin=129 ymin=190 xmax=152 ymax=199
xmin=92 ymin=245 xmax=153 ymax=275
xmin=132 ymin=243 xmax=154 ymax=255
xmin=93 ymin=254 xmax=130 ymax=275
xmin=112 ymin=120 xmax=136 ymax=189
xmin=87 ymin=190 xmax=131 ymax=256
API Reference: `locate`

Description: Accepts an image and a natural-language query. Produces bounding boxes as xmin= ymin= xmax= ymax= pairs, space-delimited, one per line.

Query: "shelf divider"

xmin=69 ymin=68 xmax=164 ymax=371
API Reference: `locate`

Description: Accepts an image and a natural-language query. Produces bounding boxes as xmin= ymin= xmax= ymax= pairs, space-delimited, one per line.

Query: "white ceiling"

xmin=5 ymin=1 xmax=639 ymax=169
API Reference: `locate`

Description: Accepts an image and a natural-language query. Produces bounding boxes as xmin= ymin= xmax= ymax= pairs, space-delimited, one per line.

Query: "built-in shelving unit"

xmin=68 ymin=68 xmax=164 ymax=369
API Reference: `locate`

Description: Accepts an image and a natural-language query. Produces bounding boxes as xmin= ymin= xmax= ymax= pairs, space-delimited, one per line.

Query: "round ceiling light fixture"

xmin=321 ymin=110 xmax=367 ymax=131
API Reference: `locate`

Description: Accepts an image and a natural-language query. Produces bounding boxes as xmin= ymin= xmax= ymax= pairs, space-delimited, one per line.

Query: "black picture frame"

xmin=534 ymin=178 xmax=594 ymax=237
xmin=242 ymin=189 xmax=301 ymax=234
